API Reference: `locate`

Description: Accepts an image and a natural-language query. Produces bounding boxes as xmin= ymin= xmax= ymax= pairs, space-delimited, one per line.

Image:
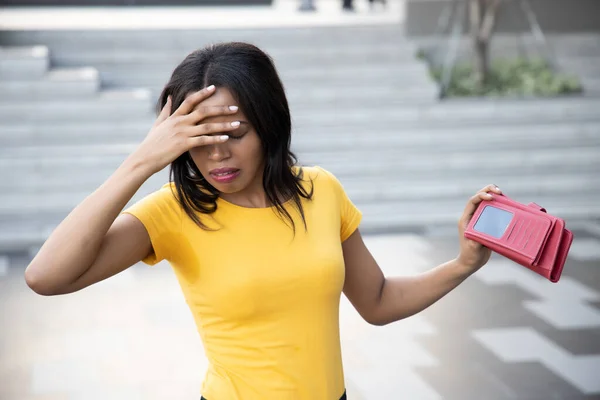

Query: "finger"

xmin=172 ymin=85 xmax=216 ymax=117
xmin=184 ymin=105 xmax=239 ymax=125
xmin=185 ymin=120 xmax=241 ymax=137
xmin=460 ymin=191 xmax=493 ymax=224
xmin=479 ymin=183 xmax=502 ymax=194
xmin=154 ymin=96 xmax=172 ymax=126
xmin=187 ymin=134 xmax=230 ymax=148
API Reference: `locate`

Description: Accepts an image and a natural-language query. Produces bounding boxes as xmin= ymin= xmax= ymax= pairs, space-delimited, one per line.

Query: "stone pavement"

xmin=1 ymin=229 xmax=599 ymax=400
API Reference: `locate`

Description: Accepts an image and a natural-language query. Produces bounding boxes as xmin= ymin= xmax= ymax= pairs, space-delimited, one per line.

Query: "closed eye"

xmin=227 ymin=126 xmax=249 ymax=140
xmin=227 ymin=133 xmax=246 ymax=140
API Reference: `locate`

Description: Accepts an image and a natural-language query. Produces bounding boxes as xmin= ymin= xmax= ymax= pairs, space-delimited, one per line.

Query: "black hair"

xmin=157 ymin=42 xmax=313 ymax=232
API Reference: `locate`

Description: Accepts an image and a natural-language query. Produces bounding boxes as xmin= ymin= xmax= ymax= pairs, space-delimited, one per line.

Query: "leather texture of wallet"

xmin=464 ymin=193 xmax=573 ymax=283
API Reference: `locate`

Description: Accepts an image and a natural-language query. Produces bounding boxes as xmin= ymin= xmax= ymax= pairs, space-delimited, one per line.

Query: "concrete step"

xmin=357 ymin=195 xmax=600 ymax=234
xmin=414 ymin=34 xmax=600 ymax=64
xmin=280 ymin=64 xmax=431 ymax=84
xmin=0 ymin=120 xmax=153 ymax=146
xmin=76 ymin=49 xmax=423 ymax=69
xmin=269 ymin=85 xmax=440 ymax=107
xmin=556 ymin=56 xmax=600 ymax=78
xmin=0 ymin=45 xmax=49 ymax=80
xmin=0 ymin=174 xmax=167 ymax=251
xmin=5 ymin=169 xmax=170 ymax=194
xmin=3 ymin=94 xmax=593 ymax=125
xmin=6 ymin=92 xmax=597 ymax=125
xmin=1 ymin=147 xmax=598 ymax=190
xmin=5 ymin=162 xmax=597 ymax=201
xmin=0 ymin=25 xmax=597 ymax=247
xmin=0 ymin=183 xmax=164 ymax=221
xmin=305 ymin=146 xmax=600 ymax=178
xmin=582 ymin=78 xmax=600 ymax=96
xmin=51 ymin=45 xmax=420 ymax=69
xmin=0 ymin=121 xmax=153 ymax=146
xmin=1 ymin=184 xmax=596 ymax=221
xmin=96 ymin=64 xmax=436 ymax=97
xmin=99 ymin=79 xmax=438 ymax=107
xmin=0 ymin=88 xmax=154 ymax=122
xmin=293 ymin=97 xmax=600 ymax=129
xmin=1 ymin=142 xmax=596 ymax=167
xmin=0 ymin=67 xmax=100 ymax=100
xmin=2 ymin=120 xmax=599 ymax=151
xmin=341 ymin=173 xmax=599 ymax=203
xmin=548 ymin=34 xmax=600 ymax=58
xmin=0 ymin=193 xmax=596 ymax=252
xmin=0 ymin=26 xmax=414 ymax=53
xmin=295 ymin=121 xmax=600 ymax=151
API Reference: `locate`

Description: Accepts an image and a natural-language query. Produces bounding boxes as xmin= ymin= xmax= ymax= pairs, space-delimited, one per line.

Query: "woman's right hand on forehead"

xmin=132 ymin=85 xmax=239 ymax=175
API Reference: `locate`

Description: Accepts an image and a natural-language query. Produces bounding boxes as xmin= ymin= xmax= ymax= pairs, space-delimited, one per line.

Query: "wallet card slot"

xmin=473 ymin=203 xmax=552 ymax=266
xmin=508 ymin=209 xmax=552 ymax=264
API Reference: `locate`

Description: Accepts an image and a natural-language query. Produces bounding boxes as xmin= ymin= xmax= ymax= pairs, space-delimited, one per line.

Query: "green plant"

xmin=430 ymin=57 xmax=583 ymax=97
xmin=415 ymin=48 xmax=427 ymax=61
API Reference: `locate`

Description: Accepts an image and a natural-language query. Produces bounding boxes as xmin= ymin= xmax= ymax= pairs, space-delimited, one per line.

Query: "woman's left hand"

xmin=456 ymin=184 xmax=503 ymax=273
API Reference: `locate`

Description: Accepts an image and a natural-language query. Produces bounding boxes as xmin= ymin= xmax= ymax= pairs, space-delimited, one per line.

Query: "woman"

xmin=24 ymin=42 xmax=501 ymax=400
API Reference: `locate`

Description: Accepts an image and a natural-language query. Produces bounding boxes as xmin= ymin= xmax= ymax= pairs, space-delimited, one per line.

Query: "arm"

xmin=25 ymin=86 xmax=240 ymax=295
xmin=342 ymin=184 xmax=502 ymax=326
xmin=24 ymin=158 xmax=156 ymax=295
xmin=342 ymin=229 xmax=472 ymax=325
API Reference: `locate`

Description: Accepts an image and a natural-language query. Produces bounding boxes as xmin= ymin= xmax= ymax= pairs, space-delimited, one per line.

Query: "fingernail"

xmin=206 ymin=85 xmax=215 ymax=91
xmin=229 ymin=106 xmax=238 ymax=111
xmin=219 ymin=135 xmax=229 ymax=141
xmin=231 ymin=121 xmax=240 ymax=127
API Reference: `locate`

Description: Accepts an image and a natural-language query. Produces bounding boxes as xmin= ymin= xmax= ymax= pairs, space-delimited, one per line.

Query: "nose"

xmin=207 ymin=141 xmax=231 ymax=161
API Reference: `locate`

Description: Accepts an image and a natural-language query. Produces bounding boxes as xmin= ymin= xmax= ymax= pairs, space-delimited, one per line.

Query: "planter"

xmin=416 ymin=40 xmax=585 ymax=99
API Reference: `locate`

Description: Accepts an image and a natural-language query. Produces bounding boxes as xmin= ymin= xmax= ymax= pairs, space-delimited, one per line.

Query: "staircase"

xmin=0 ymin=26 xmax=599 ymax=253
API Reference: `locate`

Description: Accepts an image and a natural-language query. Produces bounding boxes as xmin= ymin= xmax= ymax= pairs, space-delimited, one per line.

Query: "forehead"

xmin=199 ymin=87 xmax=238 ymax=107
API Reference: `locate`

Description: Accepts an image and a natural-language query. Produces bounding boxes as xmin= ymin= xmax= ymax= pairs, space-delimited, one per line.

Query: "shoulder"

xmin=297 ymin=165 xmax=344 ymax=192
xmin=125 ymin=182 xmax=182 ymax=223
xmin=155 ymin=182 xmax=179 ymax=199
xmin=142 ymin=182 xmax=180 ymax=207
xmin=122 ymin=182 xmax=183 ymax=264
xmin=297 ymin=165 xmax=362 ymax=238
xmin=296 ymin=165 xmax=338 ymax=184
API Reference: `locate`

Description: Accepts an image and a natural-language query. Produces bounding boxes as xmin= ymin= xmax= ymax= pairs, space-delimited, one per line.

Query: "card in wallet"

xmin=464 ymin=193 xmax=574 ymax=283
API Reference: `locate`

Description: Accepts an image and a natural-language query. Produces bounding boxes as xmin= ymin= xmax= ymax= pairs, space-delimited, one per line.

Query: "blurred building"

xmin=405 ymin=0 xmax=600 ymax=36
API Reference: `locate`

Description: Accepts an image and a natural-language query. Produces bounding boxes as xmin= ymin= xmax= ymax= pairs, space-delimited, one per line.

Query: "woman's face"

xmin=187 ymin=87 xmax=264 ymax=196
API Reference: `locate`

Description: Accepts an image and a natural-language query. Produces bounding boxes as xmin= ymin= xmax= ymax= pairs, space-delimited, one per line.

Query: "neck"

xmin=220 ymin=166 xmax=269 ymax=208
xmin=221 ymin=187 xmax=270 ymax=208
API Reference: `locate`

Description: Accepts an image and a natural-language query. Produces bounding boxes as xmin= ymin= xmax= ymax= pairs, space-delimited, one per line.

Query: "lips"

xmin=209 ymin=168 xmax=241 ymax=184
xmin=210 ymin=168 xmax=239 ymax=176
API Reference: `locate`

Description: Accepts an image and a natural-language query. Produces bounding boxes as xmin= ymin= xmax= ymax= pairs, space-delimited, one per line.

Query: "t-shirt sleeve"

xmin=317 ymin=167 xmax=362 ymax=242
xmin=121 ymin=183 xmax=182 ymax=266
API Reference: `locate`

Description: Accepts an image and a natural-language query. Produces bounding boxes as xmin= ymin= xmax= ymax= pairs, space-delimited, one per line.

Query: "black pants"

xmin=201 ymin=390 xmax=347 ymax=400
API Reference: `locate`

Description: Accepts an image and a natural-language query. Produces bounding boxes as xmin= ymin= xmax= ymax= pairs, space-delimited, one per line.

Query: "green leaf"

xmin=424 ymin=57 xmax=584 ymax=98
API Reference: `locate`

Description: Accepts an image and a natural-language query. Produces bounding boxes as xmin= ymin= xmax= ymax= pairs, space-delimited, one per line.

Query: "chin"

xmin=208 ymin=180 xmax=243 ymax=194
xmin=215 ymin=186 xmax=240 ymax=195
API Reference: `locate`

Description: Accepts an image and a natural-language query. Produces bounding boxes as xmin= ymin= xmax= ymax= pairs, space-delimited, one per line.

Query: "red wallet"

xmin=464 ymin=193 xmax=573 ymax=283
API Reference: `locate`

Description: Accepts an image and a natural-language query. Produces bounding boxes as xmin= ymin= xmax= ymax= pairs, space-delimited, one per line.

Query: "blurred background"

xmin=0 ymin=0 xmax=599 ymax=399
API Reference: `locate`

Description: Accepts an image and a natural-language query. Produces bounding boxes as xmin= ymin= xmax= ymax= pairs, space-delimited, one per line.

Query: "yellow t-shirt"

xmin=123 ymin=166 xmax=362 ymax=400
